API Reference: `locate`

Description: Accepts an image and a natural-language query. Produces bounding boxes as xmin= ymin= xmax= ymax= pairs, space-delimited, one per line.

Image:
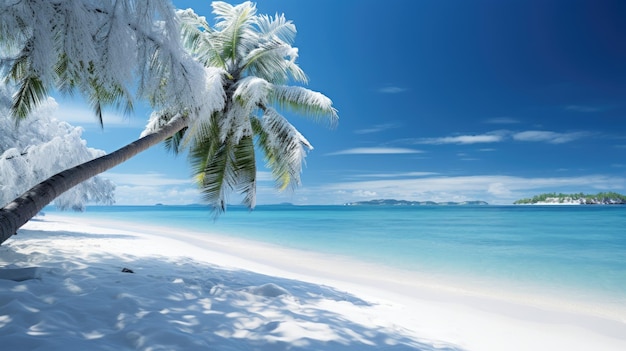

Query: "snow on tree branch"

xmin=0 ymin=84 xmax=115 ymax=210
xmin=0 ymin=0 xmax=213 ymax=124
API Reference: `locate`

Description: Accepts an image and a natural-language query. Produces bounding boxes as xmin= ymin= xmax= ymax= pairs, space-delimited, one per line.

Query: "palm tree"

xmin=163 ymin=2 xmax=338 ymax=211
xmin=0 ymin=1 xmax=337 ymax=245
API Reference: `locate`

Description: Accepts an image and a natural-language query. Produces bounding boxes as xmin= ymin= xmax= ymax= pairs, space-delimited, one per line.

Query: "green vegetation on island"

xmin=514 ymin=192 xmax=626 ymax=205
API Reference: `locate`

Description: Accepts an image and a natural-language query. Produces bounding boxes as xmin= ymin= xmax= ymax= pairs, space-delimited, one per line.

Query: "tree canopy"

xmin=0 ymin=1 xmax=337 ymax=220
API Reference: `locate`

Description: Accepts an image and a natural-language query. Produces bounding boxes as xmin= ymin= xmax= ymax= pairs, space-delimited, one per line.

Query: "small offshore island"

xmin=514 ymin=192 xmax=626 ymax=205
xmin=345 ymin=199 xmax=489 ymax=206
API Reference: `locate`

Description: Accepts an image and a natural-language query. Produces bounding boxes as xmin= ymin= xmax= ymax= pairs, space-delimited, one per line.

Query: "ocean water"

xmin=44 ymin=204 xmax=626 ymax=308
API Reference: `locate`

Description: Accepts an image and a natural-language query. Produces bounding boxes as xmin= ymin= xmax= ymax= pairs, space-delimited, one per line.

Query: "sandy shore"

xmin=1 ymin=214 xmax=625 ymax=351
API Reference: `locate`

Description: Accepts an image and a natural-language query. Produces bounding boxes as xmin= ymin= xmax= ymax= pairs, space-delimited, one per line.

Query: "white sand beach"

xmin=1 ymin=214 xmax=625 ymax=351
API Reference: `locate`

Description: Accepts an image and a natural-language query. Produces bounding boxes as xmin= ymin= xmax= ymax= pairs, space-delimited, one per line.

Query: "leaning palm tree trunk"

xmin=0 ymin=115 xmax=188 ymax=245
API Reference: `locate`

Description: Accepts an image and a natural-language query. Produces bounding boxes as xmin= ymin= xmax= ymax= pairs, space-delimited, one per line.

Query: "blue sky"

xmin=52 ymin=0 xmax=626 ymax=205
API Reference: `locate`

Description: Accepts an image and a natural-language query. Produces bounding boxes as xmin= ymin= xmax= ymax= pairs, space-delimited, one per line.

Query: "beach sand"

xmin=1 ymin=214 xmax=625 ymax=350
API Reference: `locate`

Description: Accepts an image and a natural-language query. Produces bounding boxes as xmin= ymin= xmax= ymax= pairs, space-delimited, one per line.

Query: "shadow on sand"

xmin=0 ymin=227 xmax=464 ymax=351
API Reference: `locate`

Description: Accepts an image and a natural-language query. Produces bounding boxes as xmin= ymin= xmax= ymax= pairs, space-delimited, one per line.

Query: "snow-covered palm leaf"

xmin=1 ymin=0 xmax=194 ymax=125
xmin=177 ymin=9 xmax=227 ymax=69
xmin=233 ymin=76 xmax=271 ymax=114
xmin=85 ymin=79 xmax=134 ymax=126
xmin=256 ymin=14 xmax=296 ymax=44
xmin=257 ymin=108 xmax=312 ymax=190
xmin=177 ymin=8 xmax=213 ymax=44
xmin=270 ymin=85 xmax=338 ymax=125
xmin=242 ymin=42 xmax=306 ymax=84
xmin=211 ymin=1 xmax=258 ymax=67
xmin=217 ymin=101 xmax=254 ymax=144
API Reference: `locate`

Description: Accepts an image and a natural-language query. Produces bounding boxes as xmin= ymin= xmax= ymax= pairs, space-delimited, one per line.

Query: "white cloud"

xmin=487 ymin=182 xmax=512 ymax=196
xmin=356 ymin=172 xmax=438 ymax=178
xmin=410 ymin=129 xmax=590 ymax=145
xmin=326 ymin=147 xmax=423 ymax=156
xmin=351 ymin=190 xmax=378 ymax=197
xmin=565 ymin=105 xmax=606 ymax=113
xmin=415 ymin=133 xmax=505 ymax=145
xmin=99 ymin=172 xmax=197 ymax=205
xmin=512 ymin=131 xmax=587 ymax=144
xmin=52 ymin=100 xmax=145 ymax=128
xmin=103 ymin=172 xmax=191 ymax=186
xmin=378 ymin=86 xmax=407 ymax=94
xmin=112 ymin=185 xmax=201 ymax=205
xmin=354 ymin=123 xmax=400 ymax=134
xmin=484 ymin=117 xmax=520 ymax=124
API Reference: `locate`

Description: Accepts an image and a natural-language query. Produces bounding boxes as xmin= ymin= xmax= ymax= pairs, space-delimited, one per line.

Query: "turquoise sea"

xmin=45 ymin=204 xmax=626 ymax=310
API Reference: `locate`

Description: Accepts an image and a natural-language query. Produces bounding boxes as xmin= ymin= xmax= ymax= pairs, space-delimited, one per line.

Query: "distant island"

xmin=514 ymin=192 xmax=626 ymax=205
xmin=345 ymin=199 xmax=489 ymax=206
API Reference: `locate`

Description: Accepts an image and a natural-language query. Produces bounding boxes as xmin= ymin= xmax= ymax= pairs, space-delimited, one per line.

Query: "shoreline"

xmin=8 ymin=214 xmax=626 ymax=350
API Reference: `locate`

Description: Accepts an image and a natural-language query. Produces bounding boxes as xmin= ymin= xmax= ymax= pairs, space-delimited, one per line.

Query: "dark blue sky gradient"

xmin=55 ymin=1 xmax=626 ymax=205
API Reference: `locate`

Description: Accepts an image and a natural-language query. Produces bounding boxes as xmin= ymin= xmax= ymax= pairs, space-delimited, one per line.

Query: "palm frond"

xmin=177 ymin=9 xmax=227 ymax=69
xmin=257 ymin=108 xmax=312 ymax=191
xmin=5 ymin=42 xmax=51 ymax=120
xmin=256 ymin=13 xmax=296 ymax=44
xmin=189 ymin=117 xmax=257 ymax=212
xmin=54 ymin=53 xmax=76 ymax=95
xmin=270 ymin=85 xmax=338 ymax=126
xmin=233 ymin=76 xmax=270 ymax=112
xmin=164 ymin=127 xmax=188 ymax=154
xmin=232 ymin=135 xmax=256 ymax=208
xmin=86 ymin=78 xmax=134 ymax=127
xmin=198 ymin=141 xmax=232 ymax=213
xmin=211 ymin=1 xmax=257 ymax=66
xmin=12 ymin=74 xmax=47 ymax=120
xmin=242 ymin=42 xmax=300 ymax=84
xmin=189 ymin=114 xmax=222 ymax=184
xmin=217 ymin=100 xmax=254 ymax=145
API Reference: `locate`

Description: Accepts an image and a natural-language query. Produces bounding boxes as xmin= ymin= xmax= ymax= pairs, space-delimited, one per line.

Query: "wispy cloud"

xmin=484 ymin=117 xmax=520 ymax=124
xmin=355 ymin=172 xmax=439 ymax=178
xmin=101 ymin=172 xmax=199 ymax=205
xmin=565 ymin=105 xmax=607 ymax=113
xmin=354 ymin=123 xmax=400 ymax=134
xmin=414 ymin=133 xmax=505 ymax=145
xmin=412 ymin=129 xmax=589 ymax=145
xmin=103 ymin=172 xmax=191 ymax=186
xmin=512 ymin=131 xmax=587 ymax=144
xmin=52 ymin=100 xmax=145 ymax=128
xmin=326 ymin=147 xmax=423 ymax=156
xmin=112 ymin=185 xmax=201 ymax=205
xmin=378 ymin=86 xmax=407 ymax=94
